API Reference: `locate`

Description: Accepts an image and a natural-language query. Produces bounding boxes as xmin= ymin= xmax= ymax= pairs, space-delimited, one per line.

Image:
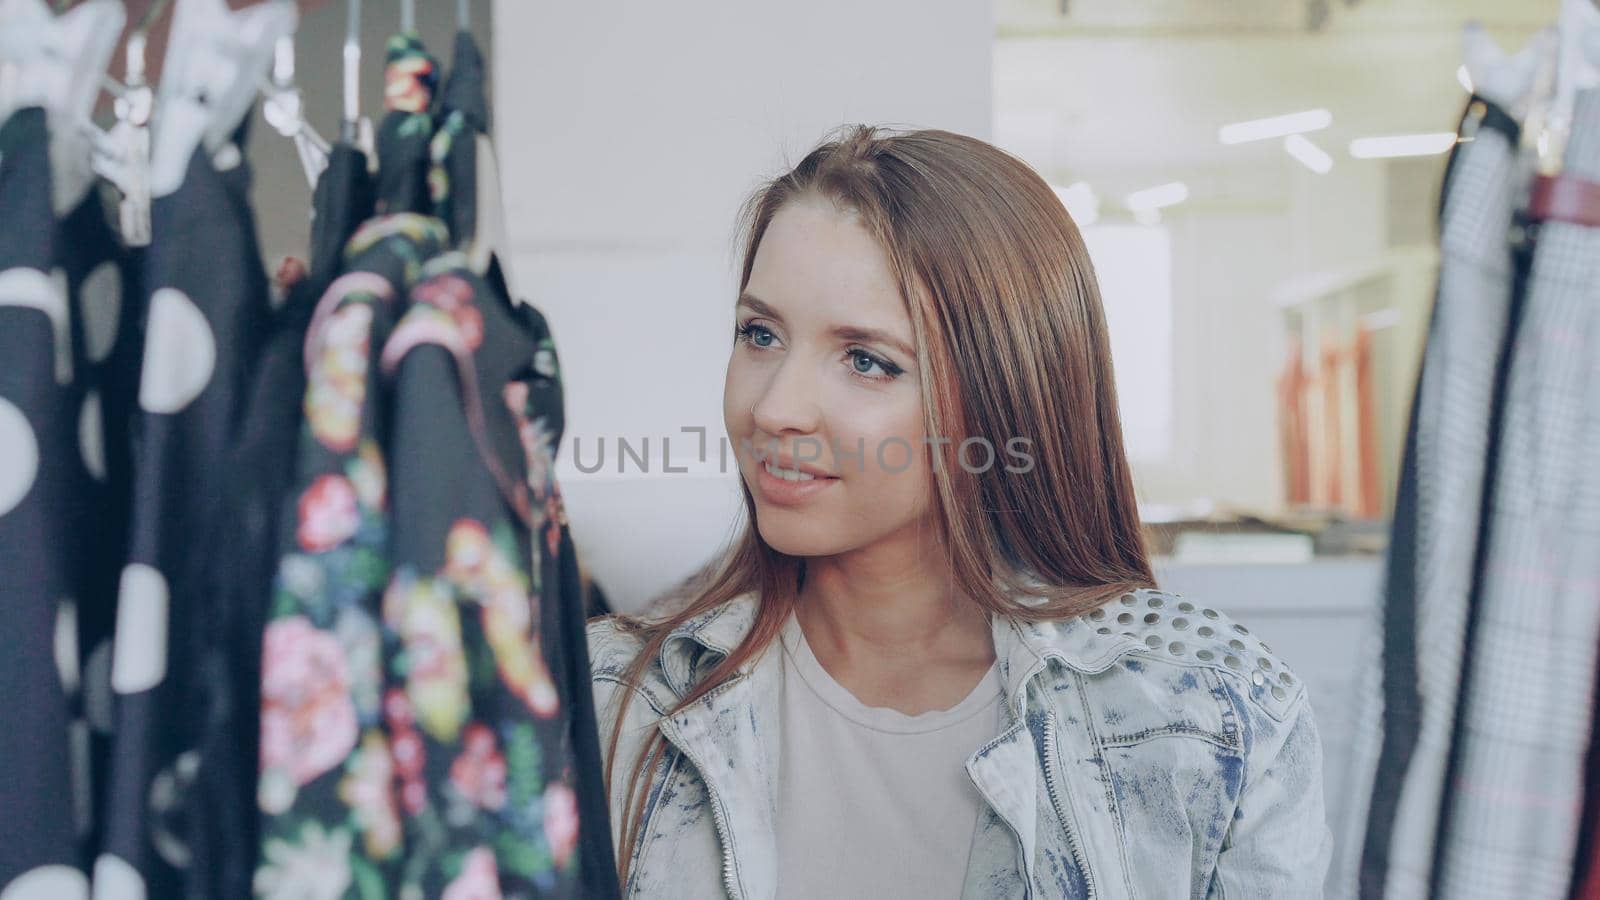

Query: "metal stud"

xmin=1089 ymin=609 xmax=1106 ymax=621
xmin=1172 ymin=617 xmax=1189 ymax=631
xmin=1271 ymin=685 xmax=1288 ymax=701
xmin=1233 ymin=624 xmax=1249 ymax=636
xmin=1145 ymin=635 xmax=1162 ymax=649
xmin=1279 ymin=672 xmax=1294 ymax=685
xmin=1224 ymin=655 xmax=1242 ymax=669
xmin=1178 ymin=601 xmax=1194 ymax=613
xmin=1144 ymin=612 xmax=1161 ymax=625
xmin=1096 ymin=627 xmax=1111 ymax=635
xmin=1202 ymin=608 xmax=1219 ymax=619
xmin=1196 ymin=649 xmax=1215 ymax=661
xmin=1169 ymin=642 xmax=1186 ymax=656
xmin=1228 ymin=639 xmax=1246 ymax=652
xmin=1197 ymin=626 xmax=1214 ymax=638
xmin=1148 ymin=596 xmax=1164 ymax=609
xmin=1120 ymin=594 xmax=1137 ymax=606
xmin=1260 ymin=642 xmax=1272 ymax=653
xmin=1258 ymin=658 xmax=1273 ymax=671
xmin=1117 ymin=613 xmax=1134 ymax=625
xmin=1251 ymin=671 xmax=1265 ymax=686
xmin=1122 ymin=631 xmax=1137 ymax=638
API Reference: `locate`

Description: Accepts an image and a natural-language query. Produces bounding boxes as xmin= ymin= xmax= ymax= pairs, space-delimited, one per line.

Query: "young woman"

xmin=587 ymin=125 xmax=1332 ymax=899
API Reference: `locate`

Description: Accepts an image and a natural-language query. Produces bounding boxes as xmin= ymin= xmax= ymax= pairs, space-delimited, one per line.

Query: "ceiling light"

xmin=1051 ymin=181 xmax=1100 ymax=226
xmin=1219 ymin=109 xmax=1333 ymax=145
xmin=1349 ymin=132 xmax=1458 ymax=159
xmin=1284 ymin=134 xmax=1333 ymax=173
xmin=1125 ymin=182 xmax=1189 ymax=211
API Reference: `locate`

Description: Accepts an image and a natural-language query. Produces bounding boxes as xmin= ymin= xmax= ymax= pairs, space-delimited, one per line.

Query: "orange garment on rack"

xmin=1277 ymin=336 xmax=1312 ymax=506
xmin=1353 ymin=324 xmax=1382 ymax=518
xmin=1320 ymin=338 xmax=1345 ymax=510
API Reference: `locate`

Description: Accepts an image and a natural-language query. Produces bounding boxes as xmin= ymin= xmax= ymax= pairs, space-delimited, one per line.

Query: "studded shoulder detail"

xmin=1082 ymin=587 xmax=1305 ymax=721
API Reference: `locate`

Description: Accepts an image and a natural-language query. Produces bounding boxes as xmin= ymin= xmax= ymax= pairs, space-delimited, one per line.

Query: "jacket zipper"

xmin=663 ymin=725 xmax=744 ymax=900
xmin=1043 ymin=708 xmax=1096 ymax=898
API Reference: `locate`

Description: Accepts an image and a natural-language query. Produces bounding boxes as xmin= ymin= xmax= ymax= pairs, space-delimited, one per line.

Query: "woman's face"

xmin=723 ymin=194 xmax=932 ymax=558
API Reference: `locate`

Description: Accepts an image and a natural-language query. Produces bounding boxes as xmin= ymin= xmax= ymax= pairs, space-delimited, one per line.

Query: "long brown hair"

xmin=597 ymin=124 xmax=1155 ymax=889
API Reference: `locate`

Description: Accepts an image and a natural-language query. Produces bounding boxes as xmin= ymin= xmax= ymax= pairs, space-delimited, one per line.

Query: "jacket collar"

xmin=657 ymin=588 xmax=1143 ymax=704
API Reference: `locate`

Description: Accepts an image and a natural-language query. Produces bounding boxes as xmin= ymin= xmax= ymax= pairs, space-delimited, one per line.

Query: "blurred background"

xmin=5 ymin=1 xmax=1584 ymax=897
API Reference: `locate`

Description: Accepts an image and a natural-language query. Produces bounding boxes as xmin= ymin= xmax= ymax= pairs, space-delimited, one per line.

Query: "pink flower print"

xmin=449 ymin=723 xmax=508 ymax=811
xmin=441 ymin=846 xmax=502 ymax=900
xmin=297 ymin=475 xmax=360 ymax=553
xmin=413 ymin=275 xmax=483 ymax=350
xmin=259 ymin=617 xmax=359 ymax=812
xmin=384 ymin=57 xmax=435 ymax=114
xmin=306 ymin=303 xmax=372 ymax=452
xmin=543 ymin=782 xmax=580 ymax=870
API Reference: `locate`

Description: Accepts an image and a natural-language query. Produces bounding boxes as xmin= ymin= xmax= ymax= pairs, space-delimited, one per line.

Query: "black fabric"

xmin=429 ymin=29 xmax=488 ymax=246
xmin=99 ymin=136 xmax=272 ymax=899
xmin=0 ymin=107 xmax=144 ymax=892
xmin=1437 ymin=94 xmax=1522 ymax=223
xmin=193 ymin=141 xmax=374 ymax=900
xmin=0 ymin=105 xmax=86 ymax=889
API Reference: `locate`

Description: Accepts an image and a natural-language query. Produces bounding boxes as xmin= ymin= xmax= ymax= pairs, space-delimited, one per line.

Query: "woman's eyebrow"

xmin=830 ymin=325 xmax=916 ymax=360
xmin=737 ymin=292 xmax=916 ymax=359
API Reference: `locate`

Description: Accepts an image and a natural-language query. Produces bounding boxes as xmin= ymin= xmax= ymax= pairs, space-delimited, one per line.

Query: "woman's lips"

xmin=754 ymin=460 xmax=839 ymax=506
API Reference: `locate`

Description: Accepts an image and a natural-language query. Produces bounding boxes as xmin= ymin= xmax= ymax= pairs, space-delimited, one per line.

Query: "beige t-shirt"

xmin=774 ymin=610 xmax=1004 ymax=899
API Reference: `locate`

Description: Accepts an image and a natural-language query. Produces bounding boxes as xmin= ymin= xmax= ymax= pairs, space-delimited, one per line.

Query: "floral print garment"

xmin=373 ymin=253 xmax=586 ymax=898
xmin=256 ymin=212 xmax=447 ymax=899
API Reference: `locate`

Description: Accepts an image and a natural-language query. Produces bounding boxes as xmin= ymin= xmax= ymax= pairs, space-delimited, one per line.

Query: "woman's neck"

xmin=793 ymin=551 xmax=996 ymax=702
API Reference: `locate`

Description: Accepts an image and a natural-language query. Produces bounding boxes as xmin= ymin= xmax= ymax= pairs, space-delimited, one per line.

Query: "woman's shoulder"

xmin=1018 ymin=586 xmax=1311 ymax=729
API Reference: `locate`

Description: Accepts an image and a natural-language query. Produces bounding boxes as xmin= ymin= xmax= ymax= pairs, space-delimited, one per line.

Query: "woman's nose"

xmin=750 ymin=356 xmax=820 ymax=437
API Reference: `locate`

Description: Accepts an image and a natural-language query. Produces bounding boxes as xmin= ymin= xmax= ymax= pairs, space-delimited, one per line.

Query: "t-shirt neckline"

xmin=780 ymin=610 xmax=1002 ymax=735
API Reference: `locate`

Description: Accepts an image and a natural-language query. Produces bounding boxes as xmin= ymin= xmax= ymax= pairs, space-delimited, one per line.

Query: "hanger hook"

xmin=342 ymin=0 xmax=360 ymax=140
xmin=457 ymin=0 xmax=469 ymax=31
xmin=400 ymin=0 xmax=415 ymax=34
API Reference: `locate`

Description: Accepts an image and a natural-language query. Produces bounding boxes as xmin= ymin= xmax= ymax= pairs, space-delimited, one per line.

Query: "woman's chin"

xmin=755 ymin=514 xmax=847 ymax=558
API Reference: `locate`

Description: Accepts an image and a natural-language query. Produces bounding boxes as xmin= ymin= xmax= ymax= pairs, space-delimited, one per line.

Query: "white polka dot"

xmin=212 ymin=142 xmax=241 ymax=172
xmin=78 ymin=391 xmax=105 ymax=481
xmin=111 ymin=565 xmax=168 ymax=694
xmin=56 ymin=596 xmax=80 ymax=696
xmin=83 ymin=640 xmax=114 ymax=733
xmin=80 ymin=262 xmax=121 ymax=364
xmin=0 ymin=398 xmax=39 ymax=517
xmin=90 ymin=855 xmax=144 ymax=900
xmin=0 ymin=864 xmax=88 ymax=900
xmin=138 ymin=288 xmax=215 ymax=414
xmin=0 ymin=267 xmax=70 ymax=384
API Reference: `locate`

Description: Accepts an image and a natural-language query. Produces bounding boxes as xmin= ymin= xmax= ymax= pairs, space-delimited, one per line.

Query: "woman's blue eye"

xmin=735 ymin=322 xmax=776 ymax=348
xmin=849 ymin=349 xmax=903 ymax=380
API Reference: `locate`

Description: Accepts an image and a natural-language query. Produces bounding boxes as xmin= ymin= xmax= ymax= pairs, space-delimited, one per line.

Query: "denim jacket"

xmin=587 ymin=587 xmax=1333 ymax=899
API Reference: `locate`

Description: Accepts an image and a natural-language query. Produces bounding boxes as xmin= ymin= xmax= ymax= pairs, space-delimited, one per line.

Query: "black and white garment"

xmin=0 ymin=105 xmax=141 ymax=899
xmin=1355 ymin=95 xmax=1526 ymax=899
xmin=97 ymin=127 xmax=272 ymax=899
xmin=1432 ymin=86 xmax=1600 ymax=900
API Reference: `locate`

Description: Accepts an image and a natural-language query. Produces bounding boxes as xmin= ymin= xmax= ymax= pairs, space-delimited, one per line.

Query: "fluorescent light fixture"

xmin=1052 ymin=181 xmax=1100 ymax=226
xmin=1219 ymin=109 xmax=1332 ymax=145
xmin=1284 ymin=134 xmax=1333 ymax=174
xmin=1133 ymin=208 xmax=1163 ymax=226
xmin=1349 ymin=132 xmax=1458 ymax=159
xmin=1126 ymin=182 xmax=1189 ymax=211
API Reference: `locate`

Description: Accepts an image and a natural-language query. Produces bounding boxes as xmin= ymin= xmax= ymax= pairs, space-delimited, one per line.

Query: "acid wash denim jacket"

xmin=586 ymin=587 xmax=1334 ymax=899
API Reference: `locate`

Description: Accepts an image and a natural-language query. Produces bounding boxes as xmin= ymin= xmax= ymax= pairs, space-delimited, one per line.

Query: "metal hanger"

xmin=261 ymin=33 xmax=329 ymax=187
xmin=400 ymin=0 xmax=414 ymax=34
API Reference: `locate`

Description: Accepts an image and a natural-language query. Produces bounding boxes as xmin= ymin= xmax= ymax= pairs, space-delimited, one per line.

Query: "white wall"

xmin=493 ymin=1 xmax=995 ymax=611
